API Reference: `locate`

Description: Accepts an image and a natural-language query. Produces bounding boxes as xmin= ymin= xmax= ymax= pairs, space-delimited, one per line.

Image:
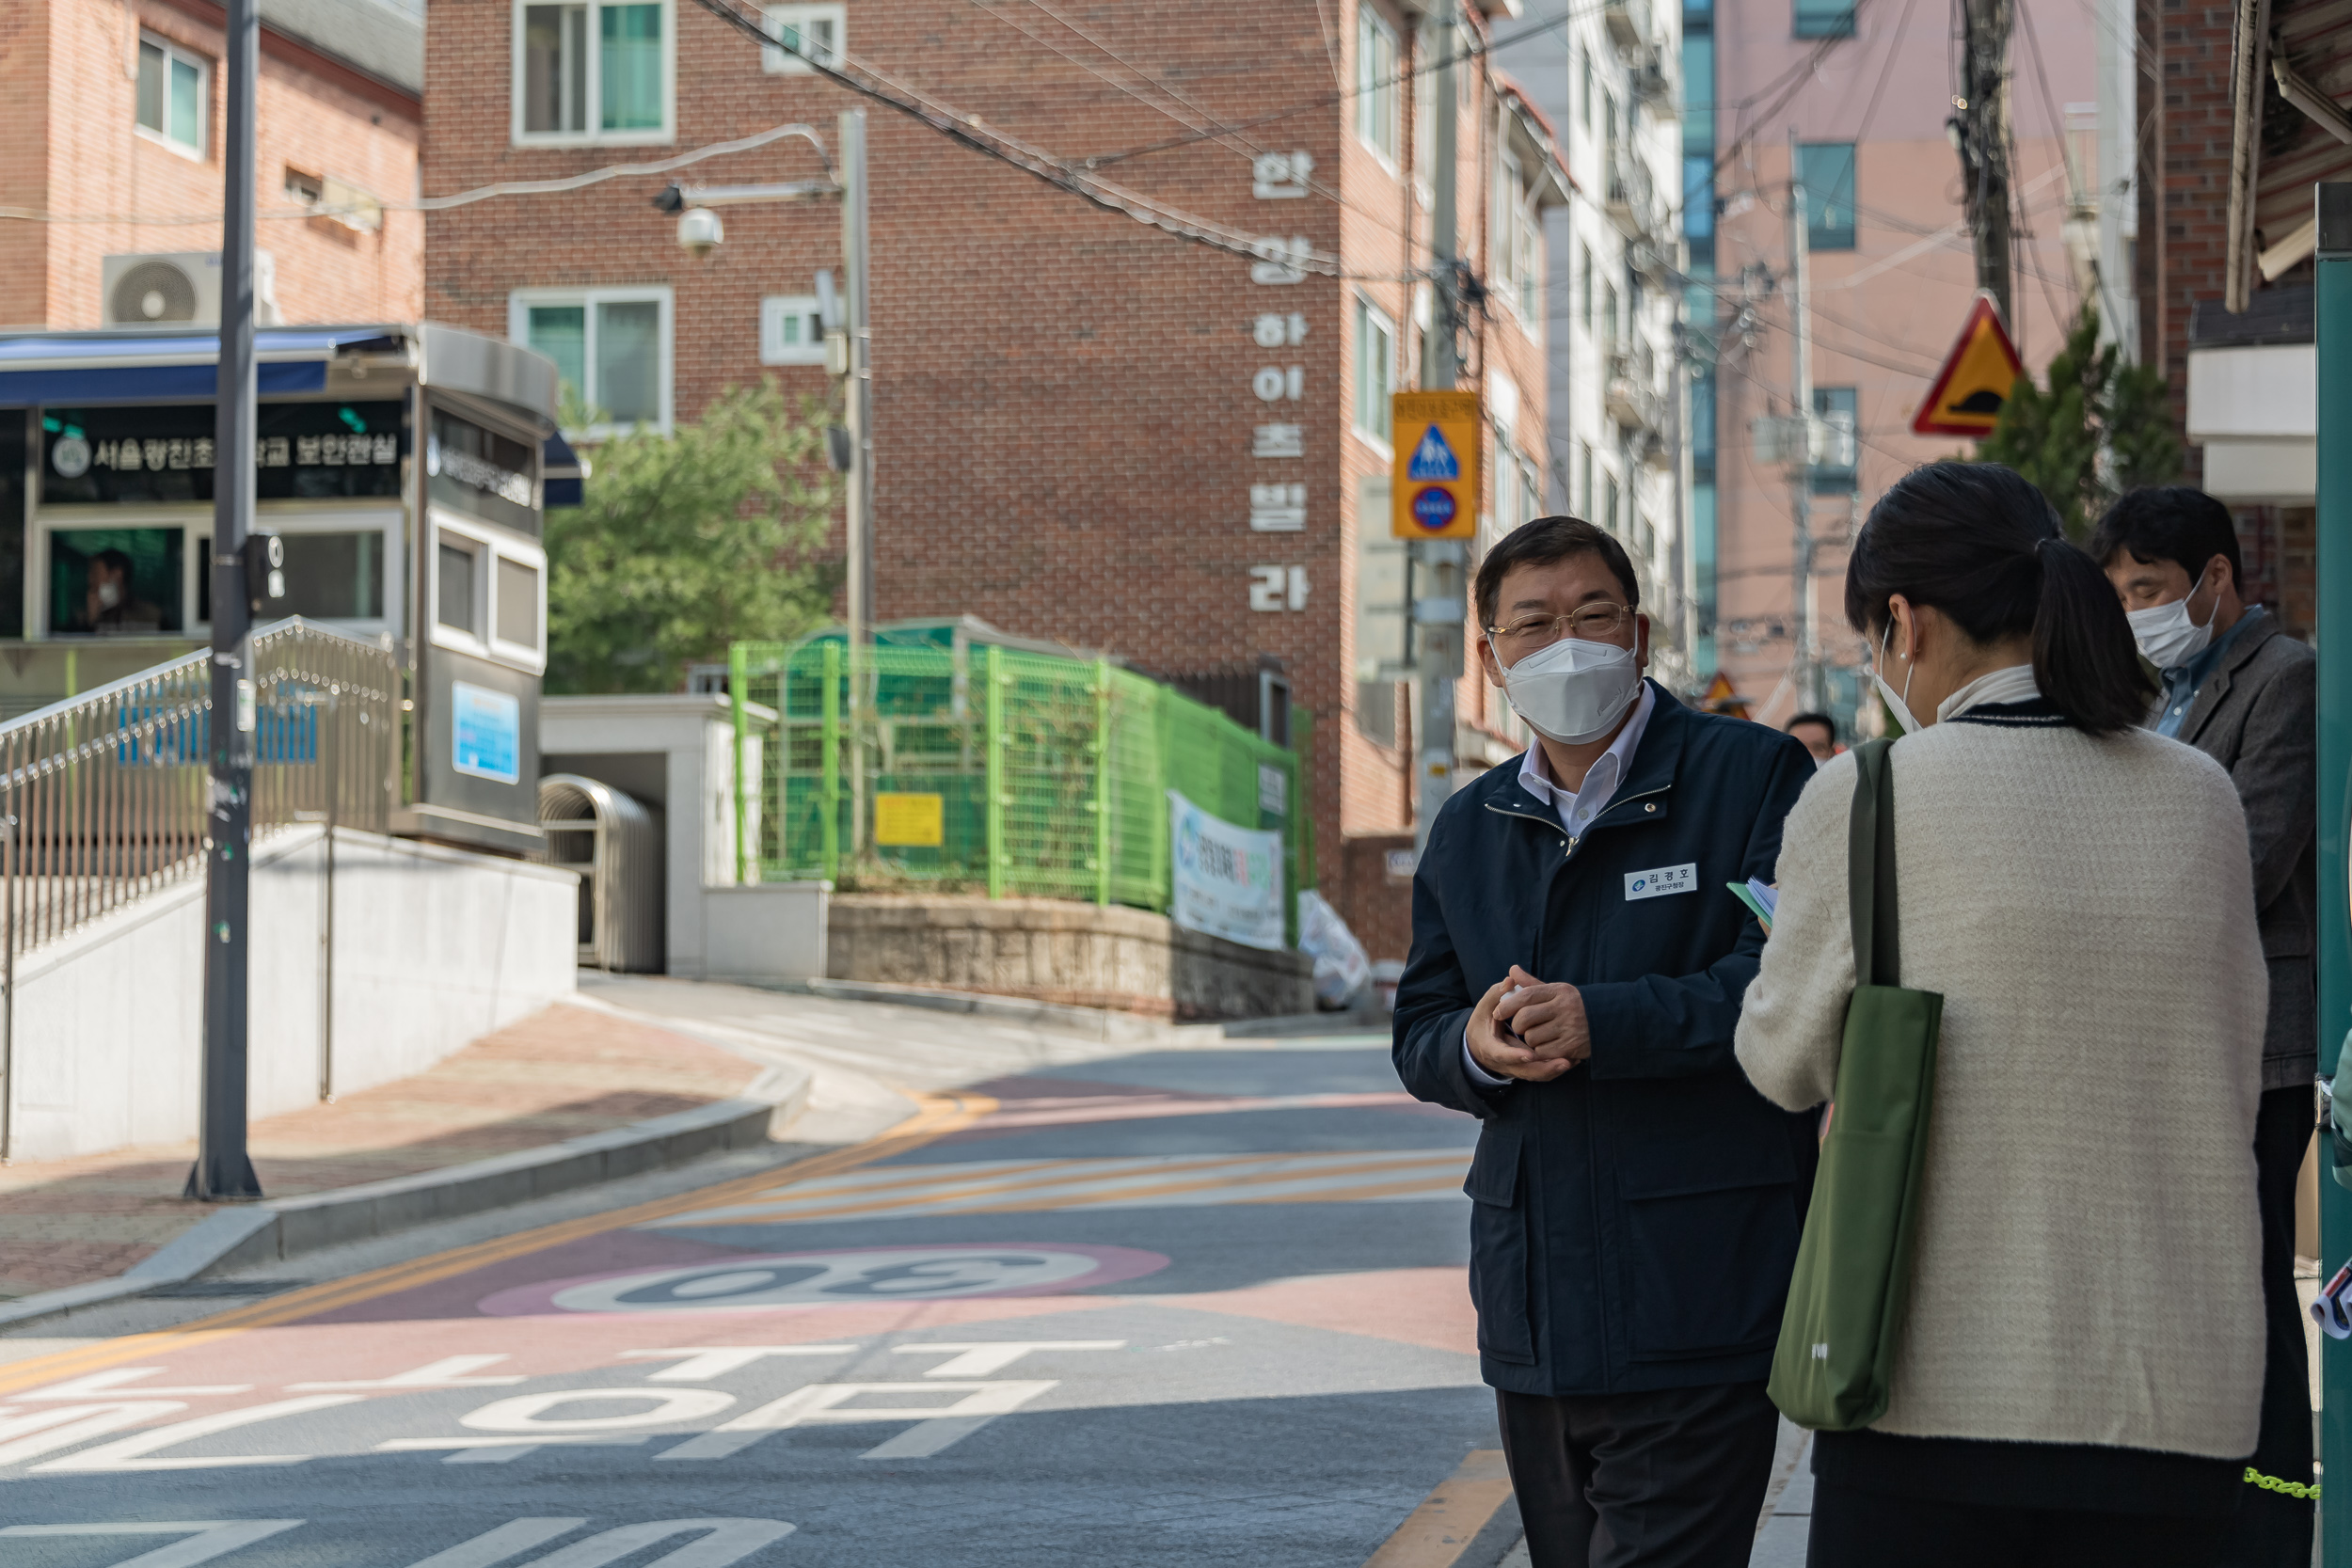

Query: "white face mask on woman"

xmin=1872 ymin=619 xmax=1921 ymax=735
xmin=2123 ymin=565 xmax=2219 ymax=671
xmin=1502 ymin=633 xmax=1644 ymax=745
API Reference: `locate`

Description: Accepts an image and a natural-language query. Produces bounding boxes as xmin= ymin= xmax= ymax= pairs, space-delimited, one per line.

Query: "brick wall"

xmin=423 ymin=0 xmax=1545 ymax=930
xmin=2148 ymin=0 xmax=2235 ymax=483
xmin=6 ymin=0 xmax=421 ymax=330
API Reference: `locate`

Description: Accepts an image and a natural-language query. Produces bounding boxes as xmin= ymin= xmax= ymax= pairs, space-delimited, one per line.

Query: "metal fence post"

xmin=2313 ymin=181 xmax=2352 ymax=1567
xmin=729 ymin=641 xmax=750 ymax=887
xmin=985 ymin=644 xmax=1006 ymax=899
xmin=821 ymin=641 xmax=841 ymax=884
xmin=1093 ymin=657 xmax=1111 ymax=907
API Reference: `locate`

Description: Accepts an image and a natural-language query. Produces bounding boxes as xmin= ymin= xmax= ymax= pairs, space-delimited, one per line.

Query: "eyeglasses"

xmin=1486 ymin=603 xmax=1634 ymax=655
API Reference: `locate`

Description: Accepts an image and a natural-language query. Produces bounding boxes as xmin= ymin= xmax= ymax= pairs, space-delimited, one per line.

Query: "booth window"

xmin=437 ymin=540 xmax=480 ymax=635
xmin=497 ymin=557 xmax=541 ymax=650
xmin=513 ymin=287 xmax=673 ymax=433
xmin=516 ymin=0 xmax=672 ymax=144
xmin=136 ymin=35 xmax=209 ymax=158
xmin=53 ymin=529 xmax=183 ymax=636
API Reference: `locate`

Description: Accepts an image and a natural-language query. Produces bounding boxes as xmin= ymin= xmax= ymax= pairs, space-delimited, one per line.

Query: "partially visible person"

xmin=1736 ymin=462 xmax=2265 ymax=1567
xmin=2092 ymin=484 xmax=2316 ymax=1564
xmin=83 ymin=548 xmax=162 ymax=634
xmin=1783 ymin=711 xmax=1838 ymax=765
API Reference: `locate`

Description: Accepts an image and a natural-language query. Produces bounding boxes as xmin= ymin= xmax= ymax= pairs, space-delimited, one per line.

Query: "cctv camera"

xmin=677 ymin=208 xmax=723 ymax=258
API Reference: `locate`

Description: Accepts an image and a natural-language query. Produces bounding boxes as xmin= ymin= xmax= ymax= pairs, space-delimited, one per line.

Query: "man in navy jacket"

xmin=1394 ymin=517 xmax=1818 ymax=1568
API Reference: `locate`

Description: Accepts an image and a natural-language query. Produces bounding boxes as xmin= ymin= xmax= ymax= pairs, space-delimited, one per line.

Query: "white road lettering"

xmin=379 ymin=1435 xmax=653 ymax=1465
xmin=615 ymin=1346 xmax=858 ymax=1381
xmin=21 ymin=1369 xmax=252 ymax=1400
xmin=892 ymin=1340 xmax=1125 ymax=1376
xmin=0 ymin=1521 xmax=304 ymax=1568
xmin=29 ymin=1395 xmax=364 ymax=1473
xmin=398 ymin=1519 xmax=586 ymax=1568
xmin=0 ymin=1402 xmax=187 ymax=1467
xmin=290 ymin=1355 xmax=525 ymax=1390
xmin=656 ymin=1380 xmax=1055 ymax=1462
xmin=460 ymin=1388 xmax=736 ymax=1433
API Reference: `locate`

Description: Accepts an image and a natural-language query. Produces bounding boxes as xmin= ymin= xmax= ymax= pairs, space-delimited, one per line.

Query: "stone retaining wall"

xmin=826 ymin=895 xmax=1313 ymax=1021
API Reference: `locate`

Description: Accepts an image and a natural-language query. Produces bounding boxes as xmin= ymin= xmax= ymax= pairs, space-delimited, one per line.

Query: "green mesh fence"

xmin=730 ymin=637 xmax=1310 ymax=939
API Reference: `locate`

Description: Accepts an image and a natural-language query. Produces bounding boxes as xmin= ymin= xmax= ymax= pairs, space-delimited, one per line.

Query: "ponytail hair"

xmin=1844 ymin=462 xmax=2156 ymax=735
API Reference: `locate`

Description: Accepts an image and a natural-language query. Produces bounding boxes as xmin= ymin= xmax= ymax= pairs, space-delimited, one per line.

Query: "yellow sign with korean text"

xmin=1390 ymin=390 xmax=1481 ymax=540
xmin=873 ymin=792 xmax=946 ymax=847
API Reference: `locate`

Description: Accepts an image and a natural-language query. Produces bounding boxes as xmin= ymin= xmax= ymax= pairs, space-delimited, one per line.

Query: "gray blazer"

xmin=2176 ymin=610 xmax=2317 ymax=1088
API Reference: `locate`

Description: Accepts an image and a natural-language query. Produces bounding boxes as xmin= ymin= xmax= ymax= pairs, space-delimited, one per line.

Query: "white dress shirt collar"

xmin=1517 ymin=680 xmax=1658 ymax=834
xmin=1935 ymin=663 xmax=2040 ymax=723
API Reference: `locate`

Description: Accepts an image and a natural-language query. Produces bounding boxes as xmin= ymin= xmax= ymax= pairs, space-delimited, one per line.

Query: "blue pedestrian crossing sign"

xmin=1406 ymin=424 xmax=1460 ymax=481
xmin=1390 ymin=389 xmax=1480 ymax=538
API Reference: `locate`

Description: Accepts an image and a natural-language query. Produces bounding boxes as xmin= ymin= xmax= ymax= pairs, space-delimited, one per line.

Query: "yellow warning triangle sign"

xmin=1912 ymin=293 xmax=2026 ymax=437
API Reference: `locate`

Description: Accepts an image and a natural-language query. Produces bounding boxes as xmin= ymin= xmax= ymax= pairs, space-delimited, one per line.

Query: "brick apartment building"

xmin=421 ymin=0 xmax=1565 ymax=958
xmin=0 ymin=0 xmax=424 ymax=328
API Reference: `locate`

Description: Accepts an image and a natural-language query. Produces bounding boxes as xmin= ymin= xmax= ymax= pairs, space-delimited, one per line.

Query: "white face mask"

xmin=1872 ymin=620 xmax=1920 ymax=735
xmin=1501 ymin=631 xmax=1644 ymax=745
xmin=2124 ymin=566 xmax=2218 ymax=671
xmin=95 ymin=580 xmax=121 ymax=610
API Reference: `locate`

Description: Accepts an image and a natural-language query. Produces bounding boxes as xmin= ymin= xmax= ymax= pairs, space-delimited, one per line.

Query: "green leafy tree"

xmin=546 ymin=382 xmax=837 ymax=694
xmin=1978 ymin=302 xmax=2181 ymax=539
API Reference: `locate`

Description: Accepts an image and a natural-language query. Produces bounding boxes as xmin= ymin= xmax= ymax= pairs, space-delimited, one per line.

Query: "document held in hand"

xmin=1728 ymin=877 xmax=1778 ymax=931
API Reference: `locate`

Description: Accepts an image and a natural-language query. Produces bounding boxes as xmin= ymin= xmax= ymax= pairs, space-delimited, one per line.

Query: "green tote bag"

xmin=1767 ymin=737 xmax=1946 ymax=1432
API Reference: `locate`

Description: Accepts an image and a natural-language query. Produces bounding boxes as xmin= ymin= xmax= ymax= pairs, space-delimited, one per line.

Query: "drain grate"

xmin=141 ymin=1279 xmax=311 ymax=1299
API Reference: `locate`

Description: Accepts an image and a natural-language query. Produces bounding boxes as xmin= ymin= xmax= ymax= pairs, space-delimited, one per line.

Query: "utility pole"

xmin=1412 ymin=0 xmax=1464 ymax=853
xmin=1954 ymin=0 xmax=2016 ymax=326
xmin=189 ymin=0 xmax=262 ymax=1202
xmin=1785 ymin=130 xmax=1820 ymax=718
xmin=838 ymin=107 xmax=874 ymax=859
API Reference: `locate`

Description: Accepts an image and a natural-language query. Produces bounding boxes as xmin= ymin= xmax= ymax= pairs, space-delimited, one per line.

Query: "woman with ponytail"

xmin=1734 ymin=462 xmax=2268 ymax=1564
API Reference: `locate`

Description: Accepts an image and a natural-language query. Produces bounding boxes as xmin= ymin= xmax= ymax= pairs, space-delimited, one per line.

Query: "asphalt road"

xmin=0 ymin=1008 xmax=1515 ymax=1568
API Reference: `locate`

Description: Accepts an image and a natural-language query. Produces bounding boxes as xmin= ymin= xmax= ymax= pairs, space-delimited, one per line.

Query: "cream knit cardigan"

xmin=1735 ymin=714 xmax=2267 ymax=1459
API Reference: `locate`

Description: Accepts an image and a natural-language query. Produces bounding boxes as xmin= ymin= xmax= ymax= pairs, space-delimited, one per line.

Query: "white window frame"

xmin=511 ymin=0 xmax=676 ymax=149
xmin=1356 ymin=8 xmax=1399 ymax=170
xmin=508 ymin=284 xmax=676 ymax=436
xmin=762 ymin=3 xmax=845 ymax=73
xmin=1352 ymin=295 xmax=1396 ymax=454
xmin=760 ymin=294 xmax=827 ymax=365
xmin=136 ymin=33 xmax=210 ymax=160
xmin=431 ymin=511 xmax=548 ymax=676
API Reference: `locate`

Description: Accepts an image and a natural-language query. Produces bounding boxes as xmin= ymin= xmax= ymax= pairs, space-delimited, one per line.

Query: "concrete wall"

xmin=8 ymin=825 xmax=577 ymax=1163
xmin=828 ymin=895 xmax=1314 ymax=1022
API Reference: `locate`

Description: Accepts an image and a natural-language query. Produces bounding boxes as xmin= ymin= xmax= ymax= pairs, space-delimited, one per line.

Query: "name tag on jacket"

xmin=1624 ymin=863 xmax=1698 ymax=901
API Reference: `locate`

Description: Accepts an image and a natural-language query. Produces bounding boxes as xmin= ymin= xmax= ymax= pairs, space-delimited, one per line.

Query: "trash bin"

xmin=536 ymin=773 xmax=662 ymax=972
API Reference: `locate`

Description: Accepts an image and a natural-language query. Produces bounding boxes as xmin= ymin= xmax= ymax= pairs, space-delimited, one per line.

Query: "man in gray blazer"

xmin=2095 ymin=486 xmax=2317 ymax=1568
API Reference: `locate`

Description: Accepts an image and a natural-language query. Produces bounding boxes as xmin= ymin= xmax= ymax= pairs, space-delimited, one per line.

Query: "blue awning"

xmin=0 ymin=328 xmax=407 ymax=405
xmin=543 ymin=430 xmax=586 ymax=509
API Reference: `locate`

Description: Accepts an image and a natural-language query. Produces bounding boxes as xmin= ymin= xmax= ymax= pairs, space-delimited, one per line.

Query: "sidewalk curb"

xmin=758 ymin=976 xmax=1389 ymax=1042
xmin=0 ymin=1063 xmax=812 ymax=1335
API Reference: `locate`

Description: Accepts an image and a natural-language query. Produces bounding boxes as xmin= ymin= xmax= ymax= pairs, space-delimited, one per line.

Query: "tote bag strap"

xmin=1846 ymin=738 xmax=1901 ymax=990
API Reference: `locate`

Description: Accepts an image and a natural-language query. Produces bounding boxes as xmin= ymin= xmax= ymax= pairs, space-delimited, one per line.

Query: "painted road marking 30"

xmin=480 ymin=1244 xmax=1166 ymax=1317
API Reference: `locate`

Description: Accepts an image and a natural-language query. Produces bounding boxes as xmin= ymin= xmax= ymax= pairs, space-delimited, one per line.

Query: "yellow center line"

xmin=660 ymin=1150 xmax=1470 ymax=1227
xmin=0 ymin=1092 xmax=995 ymax=1398
xmin=1361 ymin=1449 xmax=1516 ymax=1568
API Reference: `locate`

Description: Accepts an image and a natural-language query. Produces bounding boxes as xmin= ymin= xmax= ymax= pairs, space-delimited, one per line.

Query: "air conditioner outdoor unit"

xmin=101 ymin=250 xmax=281 ymax=326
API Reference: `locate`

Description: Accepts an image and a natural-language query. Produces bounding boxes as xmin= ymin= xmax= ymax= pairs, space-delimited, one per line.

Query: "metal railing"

xmin=0 ymin=618 xmax=401 ymax=1160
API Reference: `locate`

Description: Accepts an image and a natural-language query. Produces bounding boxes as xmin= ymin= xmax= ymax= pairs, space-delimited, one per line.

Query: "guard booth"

xmin=536 ymin=774 xmax=662 ymax=973
xmin=0 ymin=323 xmax=576 ymax=855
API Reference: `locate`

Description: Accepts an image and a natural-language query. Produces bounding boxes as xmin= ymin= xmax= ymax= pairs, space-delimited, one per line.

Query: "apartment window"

xmin=1493 ymin=156 xmax=1543 ymax=328
xmin=1413 ymin=24 xmax=1437 ymax=198
xmin=1580 ymin=46 xmax=1593 ymax=131
xmin=1811 ymin=386 xmax=1860 ymax=494
xmin=1354 ymin=297 xmax=1397 ymax=449
xmin=516 ymin=1 xmax=672 ymax=144
xmin=763 ymin=4 xmax=843 ymax=73
xmin=1578 ymin=441 xmax=1594 ymax=516
xmin=1797 ymin=142 xmax=1857 ymax=249
xmin=1793 ymin=0 xmax=1857 ymax=38
xmin=1520 ymin=462 xmax=1543 ymax=531
xmin=511 ymin=287 xmax=674 ymax=432
xmin=760 ymin=294 xmax=826 ymax=365
xmin=136 ymin=35 xmax=208 ymax=157
xmin=1683 ymin=35 xmax=1715 ymax=150
xmin=1602 ymin=282 xmax=1620 ymax=357
xmin=1357 ymin=8 xmax=1399 ymax=166
xmin=1580 ymin=244 xmax=1594 ymax=332
xmin=1604 ymin=474 xmax=1621 ymax=536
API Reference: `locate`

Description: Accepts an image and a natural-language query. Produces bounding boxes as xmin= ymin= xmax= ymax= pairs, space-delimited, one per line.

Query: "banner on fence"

xmin=1168 ymin=789 xmax=1286 ymax=951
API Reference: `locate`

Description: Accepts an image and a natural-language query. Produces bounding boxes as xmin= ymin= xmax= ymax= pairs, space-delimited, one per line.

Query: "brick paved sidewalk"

xmin=0 ymin=1003 xmax=762 ymax=1301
